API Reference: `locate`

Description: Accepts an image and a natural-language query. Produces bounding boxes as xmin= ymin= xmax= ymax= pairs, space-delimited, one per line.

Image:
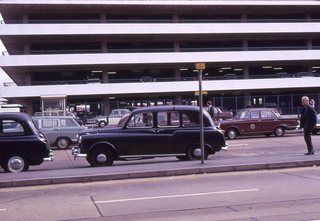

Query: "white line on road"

xmin=94 ymin=188 xmax=259 ymax=204
xmin=0 ymin=209 xmax=7 ymax=212
xmin=229 ymin=143 xmax=248 ymax=147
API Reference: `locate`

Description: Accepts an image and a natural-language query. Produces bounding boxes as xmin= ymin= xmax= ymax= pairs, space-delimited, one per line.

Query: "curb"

xmin=1 ymin=159 xmax=320 ymax=188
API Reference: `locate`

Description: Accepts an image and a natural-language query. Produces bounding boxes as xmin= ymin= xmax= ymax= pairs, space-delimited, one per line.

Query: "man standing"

xmin=300 ymin=96 xmax=317 ymax=155
xmin=206 ymin=101 xmax=215 ymax=119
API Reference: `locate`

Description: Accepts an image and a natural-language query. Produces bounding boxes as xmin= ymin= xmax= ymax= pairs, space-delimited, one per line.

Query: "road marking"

xmin=94 ymin=188 xmax=259 ymax=204
xmin=229 ymin=143 xmax=248 ymax=147
xmin=0 ymin=209 xmax=7 ymax=212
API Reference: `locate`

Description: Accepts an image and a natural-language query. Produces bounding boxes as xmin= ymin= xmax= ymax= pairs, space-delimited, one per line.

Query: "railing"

xmin=4 ymin=46 xmax=320 ymax=55
xmin=0 ymin=73 xmax=311 ymax=87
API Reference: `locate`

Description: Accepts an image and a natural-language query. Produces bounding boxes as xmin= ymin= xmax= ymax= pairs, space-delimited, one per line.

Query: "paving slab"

xmin=0 ymin=133 xmax=319 ymax=188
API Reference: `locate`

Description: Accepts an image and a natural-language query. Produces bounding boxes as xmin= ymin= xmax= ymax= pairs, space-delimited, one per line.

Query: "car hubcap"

xmin=193 ymin=148 xmax=202 ymax=158
xmin=97 ymin=153 xmax=107 ymax=164
xmin=8 ymin=156 xmax=24 ymax=173
xmin=276 ymin=128 xmax=283 ymax=136
xmin=229 ymin=130 xmax=236 ymax=139
xmin=58 ymin=139 xmax=68 ymax=148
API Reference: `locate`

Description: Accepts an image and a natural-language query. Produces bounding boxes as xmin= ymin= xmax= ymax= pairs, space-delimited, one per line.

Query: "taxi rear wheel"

xmin=187 ymin=146 xmax=209 ymax=160
xmin=87 ymin=147 xmax=114 ymax=167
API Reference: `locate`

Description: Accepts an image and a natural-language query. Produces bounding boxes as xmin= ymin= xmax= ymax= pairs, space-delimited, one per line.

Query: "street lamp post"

xmin=198 ymin=69 xmax=205 ymax=164
xmin=195 ymin=63 xmax=205 ymax=164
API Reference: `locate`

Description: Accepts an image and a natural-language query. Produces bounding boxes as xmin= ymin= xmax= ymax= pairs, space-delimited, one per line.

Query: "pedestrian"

xmin=246 ymin=101 xmax=253 ymax=108
xmin=310 ymin=98 xmax=315 ymax=109
xmin=299 ymin=96 xmax=317 ymax=155
xmin=206 ymin=101 xmax=215 ymax=119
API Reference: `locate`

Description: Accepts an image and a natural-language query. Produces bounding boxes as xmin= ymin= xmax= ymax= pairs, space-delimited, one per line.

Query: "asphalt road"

xmin=1 ymin=167 xmax=320 ymax=221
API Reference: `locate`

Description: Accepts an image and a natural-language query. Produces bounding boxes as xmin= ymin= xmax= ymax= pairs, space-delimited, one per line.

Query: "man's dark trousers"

xmin=304 ymin=128 xmax=314 ymax=153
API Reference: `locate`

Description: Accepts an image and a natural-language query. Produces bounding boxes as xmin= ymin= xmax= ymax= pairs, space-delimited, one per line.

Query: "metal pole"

xmin=198 ymin=70 xmax=205 ymax=164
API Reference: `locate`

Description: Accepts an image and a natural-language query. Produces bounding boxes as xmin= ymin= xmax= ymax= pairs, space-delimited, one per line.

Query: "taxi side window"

xmin=127 ymin=112 xmax=153 ymax=128
xmin=182 ymin=112 xmax=199 ymax=127
xmin=0 ymin=120 xmax=25 ymax=136
xmin=158 ymin=111 xmax=180 ymax=127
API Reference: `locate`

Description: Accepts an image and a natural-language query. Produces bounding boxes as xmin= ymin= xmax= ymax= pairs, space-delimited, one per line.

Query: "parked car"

xmin=33 ymin=116 xmax=86 ymax=149
xmin=87 ymin=78 xmax=101 ymax=84
xmin=34 ymin=111 xmax=84 ymax=125
xmin=95 ymin=109 xmax=131 ymax=128
xmin=219 ymin=108 xmax=299 ymax=139
xmin=223 ymin=73 xmax=238 ymax=79
xmin=0 ymin=112 xmax=53 ymax=173
xmin=72 ymin=105 xmax=226 ymax=166
xmin=294 ymin=72 xmax=315 ymax=78
xmin=312 ymin=113 xmax=320 ymax=134
xmin=274 ymin=72 xmax=290 ymax=78
xmin=209 ymin=107 xmax=233 ymax=121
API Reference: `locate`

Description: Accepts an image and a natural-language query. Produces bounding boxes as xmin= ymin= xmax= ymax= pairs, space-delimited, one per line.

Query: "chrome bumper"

xmin=43 ymin=150 xmax=54 ymax=161
xmin=221 ymin=143 xmax=229 ymax=151
xmin=72 ymin=147 xmax=87 ymax=160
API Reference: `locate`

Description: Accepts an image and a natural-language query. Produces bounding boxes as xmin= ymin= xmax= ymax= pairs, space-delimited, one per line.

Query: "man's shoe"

xmin=304 ymin=151 xmax=315 ymax=155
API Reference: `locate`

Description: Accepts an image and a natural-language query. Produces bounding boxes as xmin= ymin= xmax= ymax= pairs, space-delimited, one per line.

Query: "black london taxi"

xmin=0 ymin=112 xmax=53 ymax=173
xmin=219 ymin=108 xmax=299 ymax=139
xmin=72 ymin=105 xmax=226 ymax=166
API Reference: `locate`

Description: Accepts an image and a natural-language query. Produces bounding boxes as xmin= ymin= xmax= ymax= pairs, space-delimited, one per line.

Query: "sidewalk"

xmin=0 ymin=134 xmax=319 ymax=188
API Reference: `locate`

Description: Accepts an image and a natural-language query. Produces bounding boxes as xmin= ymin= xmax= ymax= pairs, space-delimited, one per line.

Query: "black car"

xmin=72 ymin=105 xmax=226 ymax=166
xmin=0 ymin=112 xmax=53 ymax=173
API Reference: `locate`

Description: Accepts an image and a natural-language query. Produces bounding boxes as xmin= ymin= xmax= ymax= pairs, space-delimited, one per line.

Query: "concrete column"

xmin=102 ymin=70 xmax=109 ymax=83
xmin=306 ymin=14 xmax=312 ymax=22
xmin=102 ymin=40 xmax=107 ymax=53
xmin=243 ymin=66 xmax=249 ymax=79
xmin=241 ymin=14 xmax=247 ymax=23
xmin=24 ymin=44 xmax=30 ymax=55
xmin=243 ymin=38 xmax=248 ymax=51
xmin=174 ymin=95 xmax=182 ymax=105
xmin=307 ymin=38 xmax=312 ymax=50
xmin=174 ymin=68 xmax=181 ymax=81
xmin=25 ymin=72 xmax=32 ymax=85
xmin=22 ymin=14 xmax=28 ymax=24
xmin=103 ymin=97 xmax=110 ymax=115
xmin=100 ymin=14 xmax=107 ymax=23
xmin=172 ymin=14 xmax=179 ymax=23
xmin=25 ymin=99 xmax=34 ymax=115
xmin=174 ymin=41 xmax=180 ymax=52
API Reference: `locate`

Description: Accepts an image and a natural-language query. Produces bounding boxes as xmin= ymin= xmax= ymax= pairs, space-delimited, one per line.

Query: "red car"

xmin=219 ymin=108 xmax=299 ymax=139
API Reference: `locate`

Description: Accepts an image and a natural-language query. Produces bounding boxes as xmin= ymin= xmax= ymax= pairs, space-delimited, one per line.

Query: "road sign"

xmin=195 ymin=63 xmax=206 ymax=70
xmin=195 ymin=91 xmax=208 ymax=96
